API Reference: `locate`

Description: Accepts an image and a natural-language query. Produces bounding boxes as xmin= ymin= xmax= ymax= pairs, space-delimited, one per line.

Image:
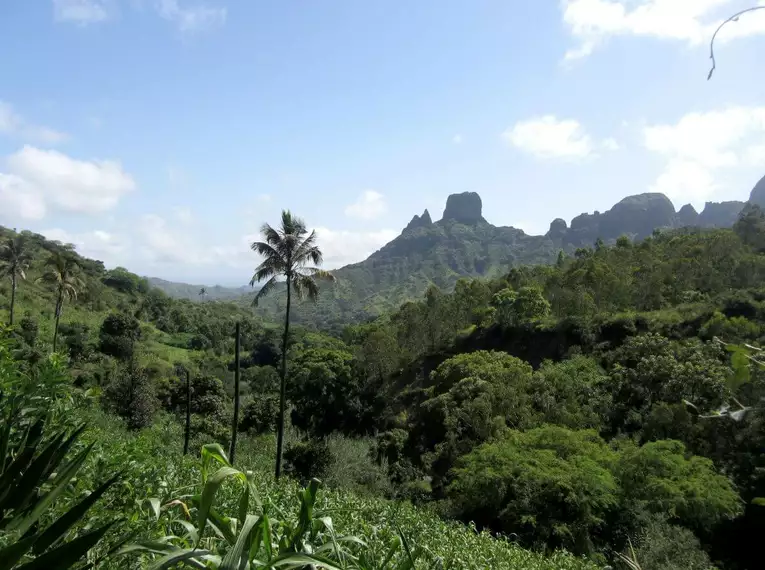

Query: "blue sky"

xmin=1 ymin=0 xmax=765 ymax=285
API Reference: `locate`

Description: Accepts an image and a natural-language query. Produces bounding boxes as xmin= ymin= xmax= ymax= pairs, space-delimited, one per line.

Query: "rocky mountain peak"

xmin=750 ymin=174 xmax=765 ymax=208
xmin=441 ymin=192 xmax=485 ymax=225
xmin=404 ymin=209 xmax=434 ymax=232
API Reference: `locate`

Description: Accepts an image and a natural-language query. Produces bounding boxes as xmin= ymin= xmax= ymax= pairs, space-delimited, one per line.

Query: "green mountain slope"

xmin=257 ymin=187 xmax=759 ymax=329
xmin=147 ymin=276 xmax=252 ymax=301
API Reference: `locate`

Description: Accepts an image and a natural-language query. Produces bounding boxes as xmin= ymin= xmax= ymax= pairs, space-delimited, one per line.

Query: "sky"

xmin=1 ymin=0 xmax=765 ymax=286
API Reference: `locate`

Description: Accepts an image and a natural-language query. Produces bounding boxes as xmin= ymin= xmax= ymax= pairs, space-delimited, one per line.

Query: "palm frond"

xmin=292 ymin=274 xmax=320 ymax=302
xmin=251 ymin=241 xmax=285 ymax=265
xmin=260 ymin=223 xmax=283 ymax=248
xmin=253 ymin=276 xmax=279 ymax=306
xmin=280 ymin=210 xmax=308 ymax=238
xmin=301 ymin=268 xmax=335 ymax=282
xmin=250 ymin=259 xmax=283 ymax=286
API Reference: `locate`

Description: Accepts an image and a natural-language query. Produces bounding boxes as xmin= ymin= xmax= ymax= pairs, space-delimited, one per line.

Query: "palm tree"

xmin=250 ymin=210 xmax=335 ymax=479
xmin=0 ymin=233 xmax=32 ymax=326
xmin=198 ymin=287 xmax=207 ymax=301
xmin=38 ymin=251 xmax=82 ymax=352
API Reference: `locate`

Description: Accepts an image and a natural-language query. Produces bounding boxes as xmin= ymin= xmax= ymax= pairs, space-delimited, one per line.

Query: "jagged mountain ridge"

xmin=255 ymin=176 xmax=765 ymax=329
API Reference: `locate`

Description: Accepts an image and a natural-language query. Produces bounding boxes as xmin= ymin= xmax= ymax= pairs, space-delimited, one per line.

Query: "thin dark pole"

xmin=183 ymin=369 xmax=191 ymax=455
xmin=230 ymin=321 xmax=241 ymax=465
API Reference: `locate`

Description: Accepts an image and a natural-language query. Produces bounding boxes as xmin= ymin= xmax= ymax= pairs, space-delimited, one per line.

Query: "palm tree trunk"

xmin=53 ymin=288 xmax=63 ymax=352
xmin=230 ymin=321 xmax=241 ymax=465
xmin=275 ymin=276 xmax=292 ymax=480
xmin=183 ymin=369 xmax=191 ymax=455
xmin=9 ymin=272 xmax=16 ymax=326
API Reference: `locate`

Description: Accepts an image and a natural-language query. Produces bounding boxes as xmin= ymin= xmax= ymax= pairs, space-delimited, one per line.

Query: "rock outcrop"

xmin=441 ymin=192 xmax=486 ymax=225
xmin=698 ymin=201 xmax=746 ymax=227
xmin=749 ymin=174 xmax=765 ymax=208
xmin=676 ymin=204 xmax=699 ymax=227
xmin=404 ymin=209 xmax=433 ymax=232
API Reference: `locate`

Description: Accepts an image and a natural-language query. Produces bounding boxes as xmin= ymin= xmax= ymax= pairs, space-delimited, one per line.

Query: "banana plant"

xmin=0 ymin=397 xmax=119 ymax=569
xmin=122 ymin=444 xmax=427 ymax=569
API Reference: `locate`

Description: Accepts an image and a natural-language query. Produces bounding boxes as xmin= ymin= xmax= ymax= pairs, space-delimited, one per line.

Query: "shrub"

xmin=99 ymin=312 xmax=141 ymax=361
xmin=103 ymin=364 xmax=158 ymax=430
xmin=240 ymin=394 xmax=279 ymax=434
xmin=284 ymin=439 xmax=333 ymax=484
xmin=629 ymin=516 xmax=715 ymax=570
xmin=448 ymin=426 xmax=619 ymax=554
xmin=322 ymin=434 xmax=393 ymax=497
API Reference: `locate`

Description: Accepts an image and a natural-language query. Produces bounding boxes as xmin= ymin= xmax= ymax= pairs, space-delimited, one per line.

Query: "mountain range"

xmin=153 ymin=174 xmax=765 ymax=329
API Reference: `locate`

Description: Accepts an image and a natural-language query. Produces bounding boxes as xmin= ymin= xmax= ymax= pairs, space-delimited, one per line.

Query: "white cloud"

xmin=41 ymin=228 xmax=128 ymax=261
xmin=503 ymin=115 xmax=596 ymax=159
xmin=0 ymin=174 xmax=47 ymax=223
xmin=53 ymin=0 xmax=110 ymax=25
xmin=157 ymin=0 xmax=227 ymax=33
xmin=643 ymin=106 xmax=765 ymax=203
xmin=1 ymin=145 xmax=135 ymax=216
xmin=562 ymin=0 xmax=765 ymax=60
xmin=312 ymin=227 xmax=398 ymax=268
xmin=453 ymin=134 xmax=463 ymax=144
xmin=0 ymin=101 xmax=68 ymax=144
xmin=344 ymin=190 xmax=388 ymax=220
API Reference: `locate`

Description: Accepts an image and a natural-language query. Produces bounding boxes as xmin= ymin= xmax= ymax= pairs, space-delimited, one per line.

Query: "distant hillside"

xmin=147 ymin=277 xmax=253 ymax=301
xmin=257 ymin=176 xmax=765 ymax=330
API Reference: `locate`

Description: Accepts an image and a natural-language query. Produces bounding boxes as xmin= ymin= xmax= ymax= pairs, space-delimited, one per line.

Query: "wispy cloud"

xmin=344 ymin=190 xmax=388 ymax=220
xmin=643 ymin=106 xmax=765 ymax=204
xmin=157 ymin=0 xmax=227 ymax=33
xmin=53 ymin=0 xmax=111 ymax=25
xmin=562 ymin=0 xmax=765 ymax=61
xmin=0 ymin=101 xmax=69 ymax=144
xmin=503 ymin=115 xmax=596 ymax=160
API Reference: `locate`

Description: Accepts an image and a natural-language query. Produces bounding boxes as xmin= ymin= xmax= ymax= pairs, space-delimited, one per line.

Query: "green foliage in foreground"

xmin=0 ymin=332 xmax=119 ymax=569
xmin=0 ymin=330 xmax=597 ymax=570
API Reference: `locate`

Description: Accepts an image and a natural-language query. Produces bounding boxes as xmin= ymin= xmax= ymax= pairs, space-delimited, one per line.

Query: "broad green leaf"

xmin=10 ymin=444 xmax=94 ymax=535
xmin=15 ymin=521 xmax=115 ymax=570
xmin=32 ymin=473 xmax=119 ymax=555
xmin=197 ymin=466 xmax=244 ymax=545
xmin=147 ymin=547 xmax=212 ymax=570
xmin=220 ymin=514 xmax=259 ymax=570
xmin=0 ymin=535 xmax=37 ymax=570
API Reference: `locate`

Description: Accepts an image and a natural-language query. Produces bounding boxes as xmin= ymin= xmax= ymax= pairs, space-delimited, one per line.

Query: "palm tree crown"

xmin=38 ymin=251 xmax=82 ymax=308
xmin=38 ymin=251 xmax=83 ymax=351
xmin=250 ymin=210 xmax=335 ymax=304
xmin=0 ymin=233 xmax=33 ymax=325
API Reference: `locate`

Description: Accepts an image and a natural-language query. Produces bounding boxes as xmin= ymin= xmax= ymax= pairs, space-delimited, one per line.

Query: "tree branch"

xmin=709 ymin=6 xmax=765 ymax=80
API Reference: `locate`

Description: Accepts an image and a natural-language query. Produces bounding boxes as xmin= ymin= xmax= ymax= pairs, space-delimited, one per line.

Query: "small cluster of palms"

xmin=1 ymin=234 xmax=83 ymax=351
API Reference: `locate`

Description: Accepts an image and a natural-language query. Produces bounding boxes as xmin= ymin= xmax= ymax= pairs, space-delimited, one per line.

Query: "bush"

xmin=59 ymin=322 xmax=91 ymax=361
xmin=284 ymin=439 xmax=333 ymax=484
xmin=99 ymin=312 xmax=141 ymax=361
xmin=448 ymin=426 xmax=619 ymax=554
xmin=629 ymin=516 xmax=715 ymax=570
xmin=240 ymin=394 xmax=279 ymax=434
xmin=102 ymin=364 xmax=158 ymax=430
xmin=322 ymin=434 xmax=393 ymax=497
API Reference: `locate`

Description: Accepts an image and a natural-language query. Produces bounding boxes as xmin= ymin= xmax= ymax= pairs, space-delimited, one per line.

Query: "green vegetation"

xmin=249 ymin=209 xmax=335 ymax=479
xmin=4 ymin=203 xmax=765 ymax=569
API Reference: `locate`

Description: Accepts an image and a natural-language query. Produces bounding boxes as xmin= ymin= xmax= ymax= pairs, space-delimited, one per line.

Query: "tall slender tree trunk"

xmin=52 ymin=289 xmax=63 ymax=352
xmin=183 ymin=369 xmax=191 ymax=456
xmin=275 ymin=276 xmax=292 ymax=480
xmin=9 ymin=272 xmax=16 ymax=326
xmin=230 ymin=321 xmax=241 ymax=465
